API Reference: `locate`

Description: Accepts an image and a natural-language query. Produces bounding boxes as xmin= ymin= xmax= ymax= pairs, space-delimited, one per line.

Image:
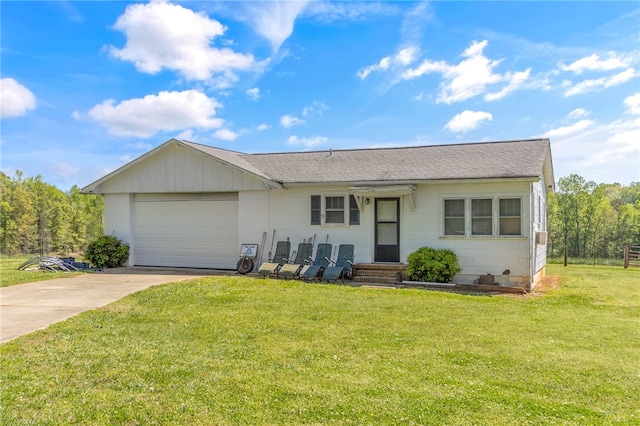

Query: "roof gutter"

xmin=280 ymin=176 xmax=541 ymax=188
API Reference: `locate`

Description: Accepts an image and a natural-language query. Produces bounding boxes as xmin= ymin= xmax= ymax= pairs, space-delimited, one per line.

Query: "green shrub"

xmin=406 ymin=247 xmax=461 ymax=283
xmin=85 ymin=235 xmax=129 ymax=268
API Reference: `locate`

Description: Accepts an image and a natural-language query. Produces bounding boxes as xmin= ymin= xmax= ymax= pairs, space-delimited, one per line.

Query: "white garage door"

xmin=133 ymin=193 xmax=238 ymax=269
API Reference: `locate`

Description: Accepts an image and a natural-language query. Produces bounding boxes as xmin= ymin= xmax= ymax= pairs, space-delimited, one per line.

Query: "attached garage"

xmin=132 ymin=193 xmax=239 ymax=269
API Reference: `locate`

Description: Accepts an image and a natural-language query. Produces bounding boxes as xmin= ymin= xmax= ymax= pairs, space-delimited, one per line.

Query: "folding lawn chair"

xmin=278 ymin=242 xmax=313 ymax=279
xmin=257 ymin=241 xmax=291 ymax=277
xmin=299 ymin=243 xmax=332 ymax=280
xmin=322 ymin=244 xmax=354 ymax=283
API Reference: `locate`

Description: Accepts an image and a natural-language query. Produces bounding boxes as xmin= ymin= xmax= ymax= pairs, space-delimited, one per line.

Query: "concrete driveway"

xmin=0 ymin=267 xmax=225 ymax=344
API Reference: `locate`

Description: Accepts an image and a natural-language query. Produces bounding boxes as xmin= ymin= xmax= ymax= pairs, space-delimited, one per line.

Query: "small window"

xmin=471 ymin=198 xmax=492 ymax=235
xmin=310 ymin=195 xmax=321 ymax=225
xmin=499 ymin=198 xmax=521 ymax=236
xmin=325 ymin=196 xmax=345 ymax=224
xmin=444 ymin=199 xmax=465 ymax=236
xmin=349 ymin=195 xmax=359 ymax=225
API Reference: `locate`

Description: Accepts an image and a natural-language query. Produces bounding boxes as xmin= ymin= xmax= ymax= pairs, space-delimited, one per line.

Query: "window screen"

xmin=444 ymin=199 xmax=465 ymax=236
xmin=471 ymin=198 xmax=492 ymax=235
xmin=499 ymin=198 xmax=521 ymax=235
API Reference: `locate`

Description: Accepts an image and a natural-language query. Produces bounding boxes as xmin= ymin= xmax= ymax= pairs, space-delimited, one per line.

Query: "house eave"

xmin=280 ymin=176 xmax=541 ymax=188
xmin=81 ymin=138 xmax=282 ymax=194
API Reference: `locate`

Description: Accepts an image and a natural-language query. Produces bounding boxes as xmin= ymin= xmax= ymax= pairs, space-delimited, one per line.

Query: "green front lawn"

xmin=2 ymin=264 xmax=639 ymax=424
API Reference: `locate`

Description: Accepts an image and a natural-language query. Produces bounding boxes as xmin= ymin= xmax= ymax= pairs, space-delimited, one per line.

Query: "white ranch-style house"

xmin=82 ymin=138 xmax=554 ymax=291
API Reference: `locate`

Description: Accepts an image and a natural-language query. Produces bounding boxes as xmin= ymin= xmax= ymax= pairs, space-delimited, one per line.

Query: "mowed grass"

xmin=1 ymin=257 xmax=84 ymax=287
xmin=2 ymin=265 xmax=639 ymax=425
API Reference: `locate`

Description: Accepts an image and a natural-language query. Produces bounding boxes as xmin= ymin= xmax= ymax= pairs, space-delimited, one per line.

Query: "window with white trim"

xmin=444 ymin=199 xmax=465 ymax=236
xmin=310 ymin=194 xmax=359 ymax=226
xmin=499 ymin=198 xmax=522 ymax=236
xmin=471 ymin=198 xmax=493 ymax=235
xmin=442 ymin=196 xmax=523 ymax=237
xmin=325 ymin=196 xmax=345 ymax=224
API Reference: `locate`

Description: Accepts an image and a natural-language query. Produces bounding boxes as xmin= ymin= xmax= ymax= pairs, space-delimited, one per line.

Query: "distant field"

xmin=1 ymin=264 xmax=639 ymax=424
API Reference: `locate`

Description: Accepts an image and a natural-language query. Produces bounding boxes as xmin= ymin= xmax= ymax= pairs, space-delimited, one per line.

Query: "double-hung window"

xmin=444 ymin=199 xmax=465 ymax=236
xmin=325 ymin=196 xmax=345 ymax=224
xmin=443 ymin=196 xmax=522 ymax=237
xmin=499 ymin=198 xmax=521 ymax=236
xmin=471 ymin=199 xmax=493 ymax=235
xmin=310 ymin=195 xmax=359 ymax=226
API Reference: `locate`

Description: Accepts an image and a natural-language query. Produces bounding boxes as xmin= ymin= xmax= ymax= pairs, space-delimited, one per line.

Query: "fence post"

xmin=624 ymin=246 xmax=629 ymax=269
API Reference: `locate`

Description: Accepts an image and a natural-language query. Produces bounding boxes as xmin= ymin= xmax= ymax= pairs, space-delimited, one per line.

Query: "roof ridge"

xmin=179 ymin=139 xmax=246 ymax=154
xmin=244 ymin=138 xmax=549 ymax=157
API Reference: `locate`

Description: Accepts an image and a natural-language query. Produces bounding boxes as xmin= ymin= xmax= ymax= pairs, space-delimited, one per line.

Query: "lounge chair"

xmin=299 ymin=243 xmax=332 ymax=280
xmin=278 ymin=242 xmax=313 ymax=279
xmin=322 ymin=244 xmax=354 ymax=282
xmin=257 ymin=241 xmax=291 ymax=277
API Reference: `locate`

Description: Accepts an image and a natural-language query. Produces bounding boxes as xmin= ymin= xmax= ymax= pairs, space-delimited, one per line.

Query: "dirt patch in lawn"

xmin=529 ymin=275 xmax=562 ymax=296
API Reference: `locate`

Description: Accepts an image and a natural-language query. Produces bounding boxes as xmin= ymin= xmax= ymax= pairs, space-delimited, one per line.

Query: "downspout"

xmin=529 ymin=183 xmax=536 ymax=291
xmin=128 ymin=193 xmax=135 ymax=267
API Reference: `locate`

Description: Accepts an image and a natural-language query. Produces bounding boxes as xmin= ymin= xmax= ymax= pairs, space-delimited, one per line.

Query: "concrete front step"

xmin=352 ymin=275 xmax=400 ymax=284
xmin=351 ymin=263 xmax=408 ymax=284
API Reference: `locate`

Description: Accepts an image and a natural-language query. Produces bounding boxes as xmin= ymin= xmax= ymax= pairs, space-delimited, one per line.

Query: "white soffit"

xmin=349 ymin=185 xmax=416 ymax=212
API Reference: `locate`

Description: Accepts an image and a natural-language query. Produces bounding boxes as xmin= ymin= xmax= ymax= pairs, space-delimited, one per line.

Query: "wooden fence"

xmin=623 ymin=245 xmax=640 ymax=268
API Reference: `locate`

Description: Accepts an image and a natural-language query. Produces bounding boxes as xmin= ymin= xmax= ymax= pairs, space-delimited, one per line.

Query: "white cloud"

xmin=402 ymin=40 xmax=528 ymax=104
xmin=176 ymin=129 xmax=194 ymax=140
xmin=357 ymin=46 xmax=419 ymax=80
xmin=357 ymin=56 xmax=391 ymax=80
xmin=542 ymin=119 xmax=594 ymax=138
xmin=287 ymin=135 xmax=328 ymax=148
xmin=126 ymin=141 xmax=153 ymax=150
xmin=213 ymin=128 xmax=239 ymax=141
xmin=559 ymin=52 xmax=634 ymax=74
xmin=47 ymin=162 xmax=81 ymax=179
xmin=604 ymin=121 xmax=640 ymax=155
xmin=444 ymin=110 xmax=492 ymax=134
xmin=551 ymin=116 xmax=640 ymax=182
xmin=564 ymin=68 xmax=637 ymax=97
xmin=245 ymin=1 xmax=311 ymax=51
xmin=108 ymin=1 xmax=258 ymax=81
xmin=0 ymin=78 xmax=36 ymax=119
xmin=301 ymin=101 xmax=328 ymax=117
xmin=86 ymin=90 xmax=224 ymax=138
xmin=303 ymin=1 xmax=400 ymax=23
xmin=246 ymin=87 xmax=260 ymax=101
xmin=256 ymin=123 xmax=270 ymax=131
xmin=624 ymin=92 xmax=640 ymax=115
xmin=568 ymin=108 xmax=589 ymax=119
xmin=280 ymin=114 xmax=305 ymax=128
xmin=413 ymin=92 xmax=427 ymax=101
xmin=395 ymin=46 xmax=420 ymax=66
xmin=484 ymin=69 xmax=531 ymax=101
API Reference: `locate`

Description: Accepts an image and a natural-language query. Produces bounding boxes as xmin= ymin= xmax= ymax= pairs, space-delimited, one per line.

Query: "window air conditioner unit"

xmin=535 ymin=231 xmax=548 ymax=245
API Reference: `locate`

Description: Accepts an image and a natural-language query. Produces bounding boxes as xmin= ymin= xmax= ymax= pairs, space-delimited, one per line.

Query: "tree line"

xmin=1 ymin=171 xmax=638 ymax=260
xmin=1 ymin=171 xmax=104 ymax=256
xmin=547 ymin=174 xmax=639 ymax=260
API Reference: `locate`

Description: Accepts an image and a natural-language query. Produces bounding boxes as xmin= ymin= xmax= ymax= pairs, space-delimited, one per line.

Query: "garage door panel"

xmin=133 ymin=198 xmax=238 ymax=269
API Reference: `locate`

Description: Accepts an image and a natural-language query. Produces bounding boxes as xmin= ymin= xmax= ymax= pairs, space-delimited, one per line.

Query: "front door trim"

xmin=374 ymin=197 xmax=400 ymax=262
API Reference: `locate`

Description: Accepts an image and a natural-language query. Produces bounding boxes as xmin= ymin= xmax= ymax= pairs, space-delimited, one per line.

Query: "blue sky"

xmin=1 ymin=1 xmax=639 ymax=190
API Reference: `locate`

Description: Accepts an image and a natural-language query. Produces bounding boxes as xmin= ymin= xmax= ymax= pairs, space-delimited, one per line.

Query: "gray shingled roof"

xmin=219 ymin=138 xmax=552 ymax=184
xmin=82 ymin=138 xmax=553 ymax=194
